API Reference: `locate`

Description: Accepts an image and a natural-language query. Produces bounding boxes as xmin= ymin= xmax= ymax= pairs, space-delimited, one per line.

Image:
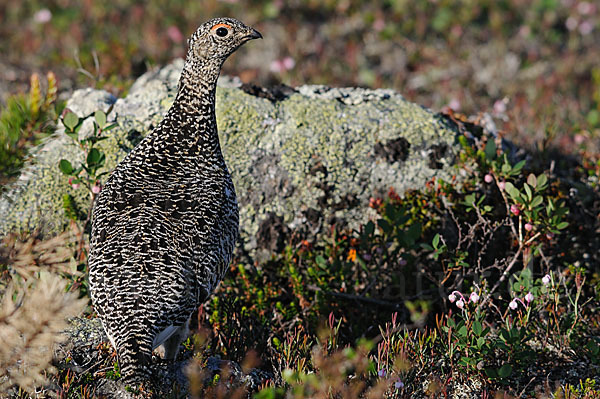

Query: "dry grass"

xmin=1 ymin=232 xmax=77 ymax=285
xmin=0 ymin=233 xmax=86 ymax=393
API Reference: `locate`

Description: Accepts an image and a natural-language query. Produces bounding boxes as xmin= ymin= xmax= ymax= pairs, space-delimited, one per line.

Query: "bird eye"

xmin=216 ymin=27 xmax=229 ymax=37
xmin=211 ymin=23 xmax=232 ymax=38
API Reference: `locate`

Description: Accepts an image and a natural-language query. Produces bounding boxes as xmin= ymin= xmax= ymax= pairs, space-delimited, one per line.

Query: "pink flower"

xmin=373 ymin=18 xmax=386 ymax=31
xmin=282 ymin=57 xmax=295 ymax=70
xmin=542 ymin=274 xmax=551 ymax=286
xmin=493 ymin=99 xmax=507 ymax=115
xmin=270 ymin=57 xmax=295 ymax=73
xmin=525 ymin=292 xmax=534 ymax=303
xmin=509 ymin=299 xmax=518 ymax=310
xmin=167 ymin=26 xmax=184 ymax=43
xmin=451 ymin=25 xmax=463 ymax=38
xmin=498 ymin=181 xmax=506 ymax=190
xmin=92 ymin=184 xmax=102 ymax=194
xmin=394 ymin=379 xmax=404 ymax=389
xmin=68 ymin=178 xmax=80 ymax=190
xmin=469 ymin=292 xmax=480 ymax=303
xmin=378 ymin=368 xmax=386 ymax=377
xmin=524 ymin=223 xmax=533 ymax=231
xmin=448 ymin=98 xmax=461 ymax=111
xmin=577 ymin=1 xmax=593 ymax=15
xmin=510 ymin=204 xmax=520 ymax=216
xmin=579 ymin=20 xmax=594 ymax=35
xmin=566 ymin=16 xmax=579 ymax=31
xmin=484 ymin=174 xmax=493 ymax=184
xmin=33 ymin=9 xmax=52 ymax=24
xmin=456 ymin=299 xmax=465 ymax=309
xmin=518 ymin=25 xmax=531 ymax=37
xmin=448 ymin=293 xmax=457 ymax=303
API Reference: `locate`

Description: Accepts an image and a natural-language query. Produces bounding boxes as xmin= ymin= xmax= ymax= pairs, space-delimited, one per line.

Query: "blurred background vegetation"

xmin=1 ymin=0 xmax=599 ymax=161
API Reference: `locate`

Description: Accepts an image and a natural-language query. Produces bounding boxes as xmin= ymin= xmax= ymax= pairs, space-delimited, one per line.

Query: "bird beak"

xmin=244 ymin=28 xmax=263 ymax=41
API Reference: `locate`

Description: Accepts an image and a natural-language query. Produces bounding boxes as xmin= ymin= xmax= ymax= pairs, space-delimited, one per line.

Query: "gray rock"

xmin=0 ymin=59 xmax=460 ymax=258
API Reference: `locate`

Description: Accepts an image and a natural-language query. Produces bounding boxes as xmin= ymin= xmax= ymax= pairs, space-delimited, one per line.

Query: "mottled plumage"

xmin=88 ymin=18 xmax=261 ymax=384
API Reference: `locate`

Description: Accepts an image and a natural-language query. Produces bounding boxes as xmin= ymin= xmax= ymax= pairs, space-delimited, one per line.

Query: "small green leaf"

xmin=315 ymin=255 xmax=327 ymax=269
xmin=97 ymin=152 xmax=106 ymax=168
xmin=523 ymin=183 xmax=532 ymax=201
xmin=511 ymin=160 xmax=526 ymax=175
xmin=63 ymin=111 xmax=79 ymax=131
xmin=103 ymin=122 xmax=117 ymax=131
xmin=59 ymin=159 xmax=73 ymax=175
xmin=504 ymin=182 xmax=520 ymax=200
xmin=484 ymin=139 xmax=497 ymax=160
xmin=365 ymin=221 xmax=375 ymax=236
xmin=87 ymin=148 xmax=101 ymax=166
xmin=536 ymin=173 xmax=548 ymax=189
xmin=405 ymin=223 xmax=422 ymax=246
xmin=377 ymin=219 xmax=391 ymax=234
xmin=472 ymin=320 xmax=482 ymax=336
xmin=531 ymin=195 xmax=543 ymax=208
xmin=460 ymin=356 xmax=475 ymax=366
xmin=485 ymin=368 xmax=498 ymax=378
xmin=556 ymin=221 xmax=569 ymax=230
xmin=496 ymin=341 xmax=509 ymax=351
xmin=498 ymin=363 xmax=513 ymax=378
xmin=432 ymin=233 xmax=440 ymax=248
xmin=465 ymin=193 xmax=476 ymax=206
xmin=477 ymin=337 xmax=485 ymax=348
xmin=95 ymin=110 xmax=107 ymax=129
xmin=527 ymin=173 xmax=537 ymax=188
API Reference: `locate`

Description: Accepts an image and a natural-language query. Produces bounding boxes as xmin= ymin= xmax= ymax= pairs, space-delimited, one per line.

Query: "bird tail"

xmin=116 ymin=335 xmax=153 ymax=388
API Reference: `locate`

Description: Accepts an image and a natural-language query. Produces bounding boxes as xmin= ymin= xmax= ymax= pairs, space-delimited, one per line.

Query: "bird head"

xmin=186 ymin=18 xmax=262 ymax=66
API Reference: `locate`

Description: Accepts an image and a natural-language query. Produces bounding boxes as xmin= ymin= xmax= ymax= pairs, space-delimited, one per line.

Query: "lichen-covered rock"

xmin=0 ymin=59 xmax=460 ymax=257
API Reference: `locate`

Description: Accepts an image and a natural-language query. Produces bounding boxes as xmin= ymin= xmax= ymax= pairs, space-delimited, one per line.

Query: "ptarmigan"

xmin=88 ymin=18 xmax=261 ymax=385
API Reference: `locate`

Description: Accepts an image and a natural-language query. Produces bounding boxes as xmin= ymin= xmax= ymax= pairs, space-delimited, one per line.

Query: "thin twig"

xmin=306 ymin=285 xmax=403 ymax=309
xmin=481 ymin=244 xmax=523 ymax=306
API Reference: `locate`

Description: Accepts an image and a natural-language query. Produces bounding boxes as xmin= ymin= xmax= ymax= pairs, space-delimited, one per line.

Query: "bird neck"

xmin=164 ymin=59 xmax=225 ymax=157
xmin=175 ymin=61 xmax=220 ymax=116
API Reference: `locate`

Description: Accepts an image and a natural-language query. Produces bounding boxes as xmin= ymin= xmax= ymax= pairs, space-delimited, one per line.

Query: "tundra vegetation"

xmin=1 ymin=1 xmax=599 ymax=398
